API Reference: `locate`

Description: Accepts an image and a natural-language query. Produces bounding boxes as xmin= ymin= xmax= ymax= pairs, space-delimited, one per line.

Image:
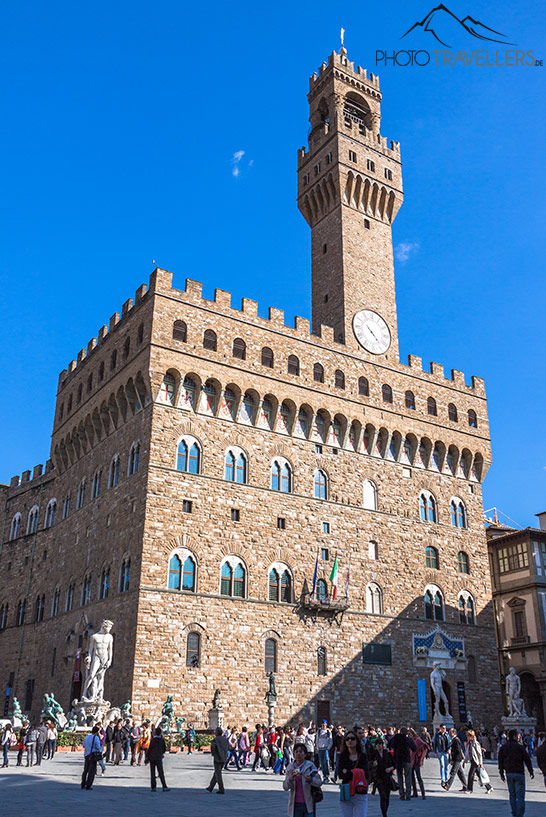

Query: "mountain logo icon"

xmin=401 ymin=4 xmax=516 ymax=48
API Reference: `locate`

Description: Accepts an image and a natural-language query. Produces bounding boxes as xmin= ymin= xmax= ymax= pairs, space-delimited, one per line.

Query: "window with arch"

xmin=173 ymin=320 xmax=187 ymax=342
xmin=44 ymin=500 xmax=57 ymax=529
xmin=203 ymin=329 xmax=217 ymax=351
xmin=405 ymin=391 xmax=415 ymax=410
xmin=168 ymin=553 xmax=196 ymax=592
xmin=77 ymin=383 xmax=83 ymax=403
xmin=177 ymin=436 xmax=201 ymax=474
xmin=233 ymin=338 xmax=246 ymax=360
xmin=314 ymin=363 xmax=324 ymax=383
xmin=468 ymin=409 xmax=478 ymax=429
xmin=317 ymin=646 xmax=327 ymax=676
xmin=119 ymin=556 xmax=131 ymax=592
xmin=91 ymin=469 xmax=102 ymax=499
xmin=287 ymin=355 xmax=300 ymax=376
xmin=35 ymin=594 xmax=45 ymax=622
xmin=109 ymin=455 xmax=120 ymax=488
xmin=457 ymin=551 xmax=470 ymax=574
xmin=110 ymin=350 xmax=117 ymax=371
xmin=0 ymin=604 xmax=8 ymax=630
xmin=425 ymin=546 xmax=439 ymax=570
xmin=314 ymin=469 xmax=328 ymax=500
xmin=448 ymin=403 xmax=458 ymax=422
xmin=98 ymin=361 xmax=105 ymax=381
xmin=363 ymin=479 xmax=378 ymax=511
xmin=65 ymin=582 xmax=75 ymax=612
xmin=382 ymin=384 xmax=393 ymax=403
xmin=450 ymin=498 xmax=467 ymax=529
xmin=51 ymin=587 xmax=60 ymax=618
xmin=10 ymin=513 xmax=21 ymax=541
xmin=268 ymin=567 xmax=292 ymax=603
xmin=123 ymin=337 xmax=130 ymax=359
xmin=16 ymin=599 xmax=27 ymax=626
xmin=27 ymin=506 xmax=39 ymax=535
xmin=427 ymin=396 xmax=437 ymax=416
xmin=81 ymin=575 xmax=92 ymax=607
xmin=87 ymin=373 xmax=93 ymax=393
xmin=137 ymin=323 xmax=144 ymax=344
xmin=316 ymin=578 xmax=328 ymax=601
xmin=271 ymin=459 xmax=292 ymax=493
xmin=366 ymin=582 xmax=383 ymax=614
xmin=128 ymin=442 xmax=140 ymax=475
xmin=181 ymin=376 xmax=197 ymax=410
xmin=265 ymin=638 xmax=277 ymax=673
xmin=220 ymin=558 xmax=246 ymax=598
xmin=76 ymin=478 xmax=86 ymax=509
xmin=224 ymin=448 xmax=247 ymax=483
xmin=99 ymin=567 xmax=110 ymax=600
xmin=358 ymin=376 xmax=369 ymax=396
xmin=335 ymin=370 xmax=345 ymax=389
xmin=186 ymin=632 xmax=201 ymax=667
xmin=459 ymin=592 xmax=475 ymax=624
xmin=261 ymin=347 xmax=274 ymax=368
xmin=424 ymin=586 xmax=444 ymax=621
xmin=159 ymin=374 xmax=176 ymax=405
xmin=368 ymin=540 xmax=378 ymax=560
xmin=62 ymin=493 xmax=71 ymax=519
xmin=419 ymin=491 xmax=437 ymax=523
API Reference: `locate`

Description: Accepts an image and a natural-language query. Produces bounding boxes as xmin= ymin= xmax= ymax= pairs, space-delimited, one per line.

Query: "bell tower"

xmin=297 ymin=48 xmax=403 ymax=359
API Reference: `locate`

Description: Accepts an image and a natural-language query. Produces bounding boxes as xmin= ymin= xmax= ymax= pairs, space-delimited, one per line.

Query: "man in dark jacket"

xmin=536 ymin=739 xmax=546 ymax=787
xmin=146 ymin=726 xmax=170 ymax=791
xmin=432 ymin=724 xmax=450 ymax=785
xmin=206 ymin=727 xmax=229 ymax=794
xmin=104 ymin=721 xmax=114 ymax=763
xmin=36 ymin=722 xmax=48 ymax=765
xmin=498 ymin=729 xmax=534 ymax=817
xmin=443 ymin=728 xmax=467 ymax=791
xmin=391 ymin=727 xmax=416 ymax=800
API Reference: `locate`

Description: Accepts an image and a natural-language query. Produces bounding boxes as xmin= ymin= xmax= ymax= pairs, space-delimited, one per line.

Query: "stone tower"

xmin=297 ymin=49 xmax=403 ymax=359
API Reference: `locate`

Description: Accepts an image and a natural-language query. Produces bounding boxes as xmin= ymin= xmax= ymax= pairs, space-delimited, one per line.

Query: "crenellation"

xmin=77 ymin=349 xmax=86 ymax=364
xmin=214 ymin=288 xmax=231 ymax=308
xmin=430 ymin=362 xmax=444 ymax=378
xmin=98 ymin=325 xmax=108 ymax=342
xmin=68 ymin=360 xmax=76 ymax=373
xmin=87 ymin=338 xmax=97 ymax=356
xmin=109 ymin=312 xmax=120 ymax=332
xmin=10 ymin=475 xmax=19 ymax=488
xmin=241 ymin=297 xmax=258 ymax=317
xmin=184 ymin=277 xmax=203 ymax=299
xmin=268 ymin=306 xmax=285 ymax=326
xmin=122 ymin=297 xmax=134 ymax=317
xmin=149 ymin=266 xmax=173 ymax=293
xmin=408 ymin=355 xmax=423 ymax=371
xmin=21 ymin=470 xmax=31 ymax=483
xmin=451 ymin=369 xmax=465 ymax=388
xmin=294 ymin=315 xmax=310 ymax=335
xmin=135 ymin=283 xmax=147 ymax=303
xmin=471 ymin=376 xmax=486 ymax=397
xmin=319 ymin=324 xmax=335 ymax=344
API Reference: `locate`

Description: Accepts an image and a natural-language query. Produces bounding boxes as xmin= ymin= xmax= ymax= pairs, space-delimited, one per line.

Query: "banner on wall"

xmin=417 ymin=678 xmax=427 ymax=721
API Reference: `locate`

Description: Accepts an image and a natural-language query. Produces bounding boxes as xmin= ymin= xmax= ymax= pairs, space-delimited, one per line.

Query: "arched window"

xmin=186 ymin=632 xmax=201 ymax=667
xmin=27 ymin=506 xmax=39 ymax=535
xmin=468 ymin=409 xmax=478 ymax=428
xmin=35 ymin=594 xmax=45 ymax=622
xmin=77 ymin=383 xmax=83 ymax=403
xmin=224 ymin=449 xmax=247 ymax=483
xmin=419 ymin=491 xmax=437 ymax=522
xmin=268 ymin=569 xmax=279 ymax=601
xmin=16 ymin=599 xmax=27 ymax=626
xmin=110 ymin=350 xmax=117 ymax=371
xmin=450 ymin=498 xmax=467 ymax=528
xmin=382 ymin=384 xmax=393 ymax=403
xmin=265 ymin=638 xmax=277 ymax=673
xmin=51 ymin=587 xmax=60 ymax=618
xmin=427 ymin=397 xmax=437 ymax=416
xmin=168 ymin=554 xmax=182 ymax=590
xmin=335 ymin=370 xmax=345 ymax=389
xmin=62 ymin=493 xmax=71 ymax=519
xmin=119 ymin=557 xmax=131 ymax=592
xmin=261 ymin=347 xmax=274 ymax=368
xmin=173 ymin=320 xmax=187 ymax=342
xmin=424 ymin=586 xmax=444 ymax=621
xmin=314 ymin=363 xmax=324 ymax=383
xmin=65 ymin=582 xmax=75 ymax=612
xmin=159 ymin=374 xmax=176 ymax=405
xmin=316 ymin=579 xmax=328 ymax=601
xmin=368 ymin=540 xmax=378 ymax=560
xmin=137 ymin=323 xmax=144 ymax=344
xmin=76 ymin=478 xmax=86 ymax=510
xmin=317 ymin=646 xmax=327 ymax=676
xmin=91 ymin=470 xmax=101 ymax=499
xmin=358 ymin=376 xmax=369 ymax=396
xmin=81 ymin=574 xmax=92 ymax=606
xmin=459 ymin=592 xmax=475 ymax=624
xmin=177 ymin=436 xmax=201 ymax=473
xmin=87 ymin=373 xmax=93 ymax=393
xmin=98 ymin=362 xmax=105 ymax=381
xmin=220 ymin=558 xmax=246 ymax=598
xmin=366 ymin=583 xmax=383 ymax=614
xmin=405 ymin=391 xmax=415 ymax=410
xmin=457 ymin=551 xmax=470 ymax=575
xmin=363 ymin=479 xmax=378 ymax=511
xmin=448 ymin=403 xmax=458 ymax=422
xmin=10 ymin=513 xmax=21 ymax=541
xmin=233 ymin=337 xmax=246 ymax=360
xmin=109 ymin=454 xmax=120 ymax=488
xmin=314 ymin=469 xmax=327 ymax=500
xmin=280 ymin=570 xmax=291 ymax=603
xmin=268 ymin=566 xmax=292 ymax=603
xmin=203 ymin=329 xmax=217 ymax=351
xmin=287 ymin=355 xmax=300 ymax=376
xmin=128 ymin=442 xmax=140 ymax=475
xmin=271 ymin=459 xmax=292 ymax=493
xmin=182 ymin=556 xmax=196 ymax=591
xmin=425 ymin=546 xmax=439 ymax=570
xmin=0 ymin=604 xmax=8 ymax=630
xmin=99 ymin=567 xmax=110 ymax=600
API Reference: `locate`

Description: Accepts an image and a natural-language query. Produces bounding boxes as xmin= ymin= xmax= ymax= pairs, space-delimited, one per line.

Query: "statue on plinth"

xmin=158 ymin=695 xmax=174 ymax=734
xmin=81 ymin=620 xmax=114 ymax=702
xmin=430 ymin=662 xmax=451 ymax=719
xmin=212 ymin=689 xmax=222 ymax=710
xmin=208 ymin=689 xmax=224 ymax=730
xmin=41 ymin=693 xmax=67 ymax=728
xmin=10 ymin=697 xmax=23 ymax=728
xmin=120 ymin=700 xmax=132 ymax=719
xmin=506 ymin=667 xmax=527 ymax=717
xmin=265 ymin=672 xmax=278 ymax=727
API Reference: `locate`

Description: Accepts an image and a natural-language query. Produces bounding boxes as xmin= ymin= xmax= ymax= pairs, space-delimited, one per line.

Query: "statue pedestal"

xmin=433 ymin=712 xmax=454 ymax=731
xmin=267 ymin=703 xmax=277 ymax=728
xmin=208 ymin=708 xmax=224 ymax=731
xmin=79 ymin=699 xmax=110 ymax=726
xmin=501 ymin=715 xmax=537 ymax=735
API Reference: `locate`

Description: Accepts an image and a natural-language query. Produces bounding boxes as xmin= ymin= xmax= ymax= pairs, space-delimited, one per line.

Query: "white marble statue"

xmin=430 ymin=661 xmax=451 ymax=719
xmin=82 ymin=619 xmax=114 ymax=702
xmin=506 ymin=667 xmax=527 ymax=717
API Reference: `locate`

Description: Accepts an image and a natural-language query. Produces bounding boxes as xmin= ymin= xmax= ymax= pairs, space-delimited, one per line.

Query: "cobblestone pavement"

xmin=1 ymin=752 xmax=545 ymax=817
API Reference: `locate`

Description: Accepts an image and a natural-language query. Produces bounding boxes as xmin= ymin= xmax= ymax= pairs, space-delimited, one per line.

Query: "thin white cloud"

xmin=232 ymin=150 xmax=245 ymax=177
xmin=395 ymin=241 xmax=420 ymax=264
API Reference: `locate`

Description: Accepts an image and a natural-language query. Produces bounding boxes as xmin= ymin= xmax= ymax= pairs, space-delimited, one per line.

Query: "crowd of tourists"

xmin=2 ymin=716 xmax=545 ymax=816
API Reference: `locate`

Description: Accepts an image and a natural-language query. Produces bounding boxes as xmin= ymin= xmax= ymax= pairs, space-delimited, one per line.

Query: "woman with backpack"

xmin=283 ymin=742 xmax=322 ymax=816
xmin=336 ymin=730 xmax=369 ymax=817
xmin=2 ymin=723 xmax=15 ymax=767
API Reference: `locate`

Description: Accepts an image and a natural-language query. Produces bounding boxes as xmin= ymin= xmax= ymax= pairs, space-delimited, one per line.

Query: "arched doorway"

xmin=520 ymin=672 xmax=545 ymax=731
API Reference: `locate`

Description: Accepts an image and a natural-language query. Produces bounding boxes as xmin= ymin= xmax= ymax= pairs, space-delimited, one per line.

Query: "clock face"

xmin=353 ymin=310 xmax=391 ymax=354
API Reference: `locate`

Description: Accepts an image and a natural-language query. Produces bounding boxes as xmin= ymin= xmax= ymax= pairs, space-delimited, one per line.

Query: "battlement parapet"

xmin=309 ymin=51 xmax=381 ymax=92
xmin=298 ymin=114 xmax=401 ymax=168
xmin=9 ymin=460 xmax=55 ymax=495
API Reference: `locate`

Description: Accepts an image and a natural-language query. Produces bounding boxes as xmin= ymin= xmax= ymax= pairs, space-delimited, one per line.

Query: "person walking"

xmin=498 ymin=729 xmax=534 ymax=817
xmin=536 ymin=737 xmax=546 ymax=787
xmin=336 ymin=730 xmax=369 ymax=817
xmin=25 ymin=724 xmax=39 ymax=767
xmin=332 ymin=725 xmax=345 ymax=783
xmin=283 ymin=742 xmax=322 ymax=817
xmin=146 ymin=726 xmax=170 ymax=791
xmin=104 ymin=720 xmax=114 ymax=763
xmin=185 ymin=724 xmax=196 ymax=755
xmin=316 ymin=720 xmax=333 ymax=783
xmin=16 ymin=722 xmax=28 ymax=766
xmin=391 ymin=727 xmax=415 ymax=801
xmin=238 ymin=726 xmax=251 ymax=767
xmin=138 ymin=721 xmax=151 ymax=765
xmin=81 ymin=726 xmax=102 ymax=790
xmin=409 ymin=728 xmax=427 ymax=799
xmin=433 ymin=724 xmax=450 ymax=786
xmin=122 ymin=719 xmax=131 ymax=761
xmin=224 ymin=727 xmax=241 ymax=771
xmin=443 ymin=728 xmax=467 ymax=791
xmin=112 ymin=719 xmax=124 ymax=764
xmin=207 ymin=727 xmax=229 ymax=794
xmin=46 ymin=723 xmax=57 ymax=759
xmin=129 ymin=720 xmax=141 ymax=765
xmin=464 ymin=729 xmax=492 ymax=794
xmin=2 ymin=724 xmax=15 ymax=767
xmin=252 ymin=725 xmax=268 ymax=771
xmin=370 ymin=737 xmax=395 ymax=817
xmin=280 ymin=726 xmax=294 ymax=774
xmin=35 ymin=721 xmax=48 ymax=765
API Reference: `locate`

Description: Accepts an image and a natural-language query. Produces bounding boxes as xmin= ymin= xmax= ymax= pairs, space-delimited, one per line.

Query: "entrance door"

xmin=317 ymin=700 xmax=331 ymax=724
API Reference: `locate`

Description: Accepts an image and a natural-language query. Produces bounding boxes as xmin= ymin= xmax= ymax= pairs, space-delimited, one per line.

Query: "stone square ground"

xmin=1 ymin=751 xmax=545 ymax=817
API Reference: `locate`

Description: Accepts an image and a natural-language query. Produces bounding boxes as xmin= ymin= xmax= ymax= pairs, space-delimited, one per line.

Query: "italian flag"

xmin=330 ymin=555 xmax=339 ymax=600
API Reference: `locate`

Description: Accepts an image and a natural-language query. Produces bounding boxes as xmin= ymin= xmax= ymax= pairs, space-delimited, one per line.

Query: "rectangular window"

xmin=499 ymin=542 xmax=529 ymax=573
xmin=326 ymin=152 xmax=332 ymax=164
xmin=315 ymin=444 xmax=323 ymax=454
xmin=384 ymin=168 xmax=393 ymax=181
xmin=182 ymin=500 xmax=193 ymax=513
xmin=349 ymin=150 xmax=357 ymax=162
xmin=320 ymin=547 xmax=329 ymax=561
xmin=364 ymin=219 xmax=370 ymax=229
xmin=24 ymin=679 xmax=35 ymax=711
xmin=513 ymin=610 xmax=526 ymax=638
xmin=362 ymin=643 xmax=392 ymax=665
xmin=231 ymin=508 xmax=240 ymax=522
xmin=322 ymin=522 xmax=330 ymax=534
xmin=366 ymin=159 xmax=375 ymax=172
xmin=277 ymin=517 xmax=286 ymax=530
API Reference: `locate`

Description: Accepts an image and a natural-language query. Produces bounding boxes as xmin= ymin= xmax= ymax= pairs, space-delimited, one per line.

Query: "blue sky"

xmin=1 ymin=0 xmax=545 ymax=527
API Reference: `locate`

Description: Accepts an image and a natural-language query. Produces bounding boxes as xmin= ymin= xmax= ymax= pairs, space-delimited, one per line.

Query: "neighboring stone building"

xmin=487 ymin=515 xmax=546 ymax=730
xmin=0 ymin=47 xmax=501 ymax=728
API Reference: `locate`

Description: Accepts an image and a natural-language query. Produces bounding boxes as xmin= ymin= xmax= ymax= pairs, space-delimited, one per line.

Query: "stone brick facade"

xmin=0 ymin=47 xmax=501 ymax=729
